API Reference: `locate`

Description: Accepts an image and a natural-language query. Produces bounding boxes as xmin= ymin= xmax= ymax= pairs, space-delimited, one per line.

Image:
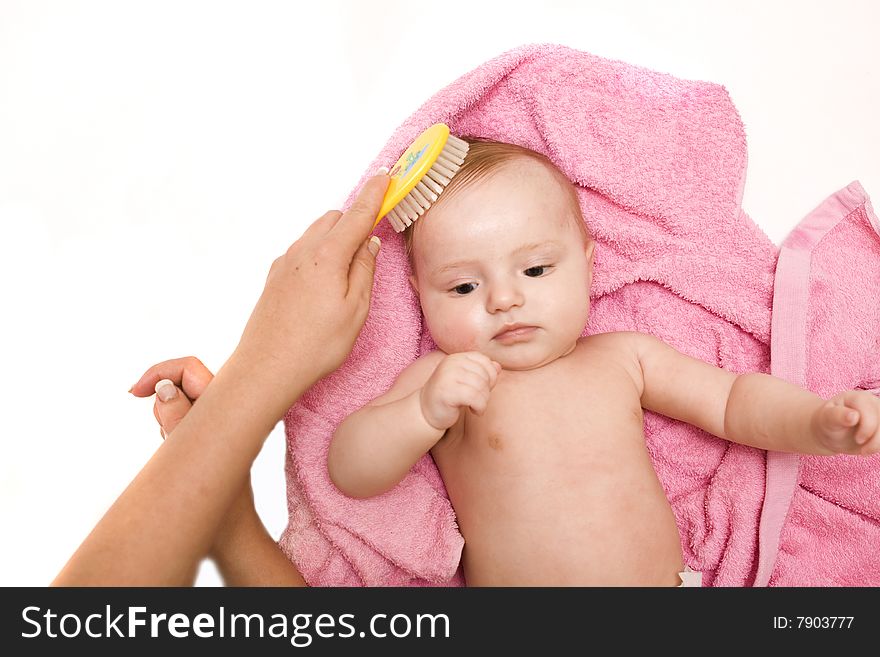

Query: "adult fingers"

xmin=152 ymin=381 xmax=195 ymax=438
xmin=129 ymin=356 xmax=214 ymax=401
xmin=328 ymin=173 xmax=389 ymax=257
xmin=346 ymin=235 xmax=381 ymax=306
xmin=298 ymin=210 xmax=344 ymax=244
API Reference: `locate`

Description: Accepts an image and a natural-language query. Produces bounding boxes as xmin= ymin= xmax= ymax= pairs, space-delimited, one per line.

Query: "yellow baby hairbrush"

xmin=374 ymin=123 xmax=470 ymax=232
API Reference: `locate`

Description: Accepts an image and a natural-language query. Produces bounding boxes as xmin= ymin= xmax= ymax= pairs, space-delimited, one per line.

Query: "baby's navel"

xmin=487 ymin=433 xmax=503 ymax=450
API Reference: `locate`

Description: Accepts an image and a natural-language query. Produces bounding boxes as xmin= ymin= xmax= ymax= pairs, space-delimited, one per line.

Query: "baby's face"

xmin=410 ymin=158 xmax=593 ymax=370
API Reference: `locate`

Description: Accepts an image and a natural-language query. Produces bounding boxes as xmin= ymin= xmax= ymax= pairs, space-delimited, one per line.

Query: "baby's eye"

xmin=451 ymin=282 xmax=477 ymax=295
xmin=524 ymin=265 xmax=550 ymax=277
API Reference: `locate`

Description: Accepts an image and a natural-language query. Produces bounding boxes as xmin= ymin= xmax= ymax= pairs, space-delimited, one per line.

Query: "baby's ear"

xmin=408 ymin=273 xmax=420 ymax=297
xmin=584 ymin=239 xmax=595 ymax=266
xmin=583 ymin=239 xmax=596 ymax=289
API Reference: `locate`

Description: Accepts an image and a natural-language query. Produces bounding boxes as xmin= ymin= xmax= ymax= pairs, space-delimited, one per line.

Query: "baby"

xmin=328 ymin=139 xmax=880 ymax=586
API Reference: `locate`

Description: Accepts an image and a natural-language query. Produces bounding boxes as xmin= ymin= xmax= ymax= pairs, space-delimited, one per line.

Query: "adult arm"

xmin=136 ymin=357 xmax=306 ymax=586
xmin=51 ymin=173 xmax=389 ymax=585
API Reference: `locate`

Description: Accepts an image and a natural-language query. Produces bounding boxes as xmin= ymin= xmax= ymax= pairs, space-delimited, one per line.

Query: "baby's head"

xmin=405 ymin=138 xmax=594 ymax=371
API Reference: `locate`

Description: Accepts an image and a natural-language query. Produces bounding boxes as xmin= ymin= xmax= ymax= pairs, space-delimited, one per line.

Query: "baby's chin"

xmin=487 ymin=343 xmax=575 ymax=372
xmin=493 ymin=353 xmax=560 ymax=371
xmin=434 ymin=339 xmax=576 ymax=371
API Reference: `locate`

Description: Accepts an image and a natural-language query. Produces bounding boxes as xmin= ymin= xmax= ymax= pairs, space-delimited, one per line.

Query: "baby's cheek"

xmin=445 ymin=322 xmax=480 ymax=353
xmin=434 ymin=310 xmax=483 ymax=353
xmin=559 ymin=282 xmax=591 ymax=334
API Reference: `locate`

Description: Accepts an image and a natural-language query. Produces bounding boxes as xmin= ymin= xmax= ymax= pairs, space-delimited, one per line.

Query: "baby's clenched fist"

xmin=419 ymin=352 xmax=502 ymax=431
xmin=812 ymin=390 xmax=880 ymax=455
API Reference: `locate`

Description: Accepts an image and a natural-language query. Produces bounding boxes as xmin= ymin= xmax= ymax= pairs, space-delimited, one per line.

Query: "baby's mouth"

xmin=493 ymin=324 xmax=538 ymax=343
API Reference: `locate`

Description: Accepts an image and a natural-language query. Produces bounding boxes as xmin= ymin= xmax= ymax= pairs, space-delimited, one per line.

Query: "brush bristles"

xmin=387 ymin=135 xmax=469 ymax=233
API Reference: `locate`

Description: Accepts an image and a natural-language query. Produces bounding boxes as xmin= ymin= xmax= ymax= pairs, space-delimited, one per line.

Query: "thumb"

xmin=347 ymin=235 xmax=381 ymax=303
xmin=153 ymin=379 xmax=194 ymax=439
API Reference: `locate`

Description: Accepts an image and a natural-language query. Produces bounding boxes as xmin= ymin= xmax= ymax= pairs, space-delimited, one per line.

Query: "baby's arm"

xmin=328 ymin=351 xmax=501 ymax=498
xmin=626 ymin=332 xmax=880 ymax=455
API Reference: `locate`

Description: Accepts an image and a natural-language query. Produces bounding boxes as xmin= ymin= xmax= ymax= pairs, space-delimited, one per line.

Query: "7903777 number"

xmin=797 ymin=617 xmax=853 ymax=629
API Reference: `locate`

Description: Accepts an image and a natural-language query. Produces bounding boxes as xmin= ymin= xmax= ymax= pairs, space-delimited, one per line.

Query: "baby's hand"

xmin=419 ymin=352 xmax=502 ymax=431
xmin=812 ymin=390 xmax=880 ymax=455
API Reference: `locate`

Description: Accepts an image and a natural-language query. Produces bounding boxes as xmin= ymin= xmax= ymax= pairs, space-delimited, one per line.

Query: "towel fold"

xmin=278 ymin=44 xmax=880 ymax=586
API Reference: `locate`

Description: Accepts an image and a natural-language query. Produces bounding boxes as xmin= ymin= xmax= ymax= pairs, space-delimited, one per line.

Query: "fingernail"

xmin=155 ymin=379 xmax=178 ymax=402
xmin=128 ymin=385 xmax=135 ymax=393
xmin=368 ymin=235 xmax=381 ymax=255
xmin=375 ymin=166 xmax=389 ymax=176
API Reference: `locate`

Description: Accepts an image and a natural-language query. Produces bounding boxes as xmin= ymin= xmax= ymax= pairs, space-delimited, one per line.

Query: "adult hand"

xmin=131 ymin=357 xmax=259 ymax=561
xmin=130 ymin=356 xmax=214 ymax=439
xmin=129 ymin=356 xmax=303 ymax=585
xmin=53 ymin=178 xmax=390 ymax=586
xmin=232 ymin=172 xmax=389 ymax=401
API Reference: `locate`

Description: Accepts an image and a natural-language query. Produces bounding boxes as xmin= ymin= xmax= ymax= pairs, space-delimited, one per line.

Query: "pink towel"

xmin=758 ymin=182 xmax=880 ymax=586
xmin=278 ymin=44 xmax=880 ymax=586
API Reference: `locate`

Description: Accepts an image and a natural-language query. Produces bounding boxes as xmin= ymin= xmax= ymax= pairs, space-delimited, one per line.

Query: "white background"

xmin=1 ymin=0 xmax=877 ymax=586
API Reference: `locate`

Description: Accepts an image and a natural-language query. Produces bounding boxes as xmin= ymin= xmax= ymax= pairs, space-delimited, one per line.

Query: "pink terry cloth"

xmin=757 ymin=182 xmax=880 ymax=586
xmin=277 ymin=44 xmax=880 ymax=586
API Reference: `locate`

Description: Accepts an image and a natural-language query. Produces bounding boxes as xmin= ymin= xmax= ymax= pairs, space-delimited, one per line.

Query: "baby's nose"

xmin=486 ymin=282 xmax=524 ymax=313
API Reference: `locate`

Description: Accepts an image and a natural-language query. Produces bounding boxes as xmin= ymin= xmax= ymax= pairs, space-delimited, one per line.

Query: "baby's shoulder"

xmin=573 ymin=331 xmax=651 ymax=386
xmin=576 ymin=330 xmax=648 ymax=356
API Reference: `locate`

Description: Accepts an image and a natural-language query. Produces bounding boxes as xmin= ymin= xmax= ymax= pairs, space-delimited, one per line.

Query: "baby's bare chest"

xmin=433 ymin=351 xmax=646 ymax=472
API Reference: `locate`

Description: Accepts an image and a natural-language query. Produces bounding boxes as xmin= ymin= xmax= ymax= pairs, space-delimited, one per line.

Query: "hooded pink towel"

xmin=278 ymin=44 xmax=880 ymax=586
